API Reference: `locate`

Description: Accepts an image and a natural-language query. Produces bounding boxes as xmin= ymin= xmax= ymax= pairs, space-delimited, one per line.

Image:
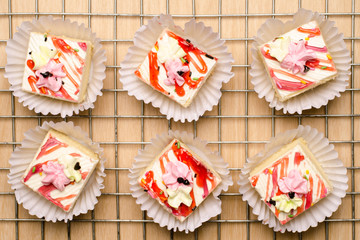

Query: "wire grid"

xmin=0 ymin=0 xmax=359 ymax=239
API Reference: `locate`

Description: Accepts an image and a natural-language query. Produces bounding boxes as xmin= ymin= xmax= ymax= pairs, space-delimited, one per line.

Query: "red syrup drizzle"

xmin=140 ymin=170 xmax=167 ymax=202
xmin=23 ymin=135 xmax=68 ymax=182
xmin=23 ymin=160 xmax=54 ymax=182
xmin=167 ymin=31 xmax=214 ymax=97
xmin=36 ymin=135 xmax=68 ymax=160
xmin=166 ymin=31 xmax=213 ymax=74
xmin=305 ymin=44 xmax=328 ymax=53
xmin=305 ymin=175 xmax=314 ymax=210
xmin=140 ymin=171 xmax=196 ymax=218
xmin=81 ymin=171 xmax=89 ymax=180
xmin=261 ymin=47 xmax=315 ymax=92
xmin=269 ymin=68 xmax=314 ymax=91
xmin=136 ymin=31 xmax=216 ymax=98
xmin=305 ymin=58 xmax=336 ymax=72
xmin=261 ymin=45 xmax=278 ymax=61
xmin=171 ymin=141 xmax=217 ymax=198
xmin=51 ymin=37 xmax=84 ymax=66
xmin=250 ymin=175 xmax=259 ymax=187
xmin=261 ymin=32 xmax=336 ymax=92
xmin=52 ymin=36 xmax=86 ymax=98
xmin=37 ymin=185 xmax=76 ymax=211
xmin=270 ymin=165 xmax=279 ymax=200
xmin=253 ymin=148 xmax=327 ymax=222
xmin=53 ymin=58 xmax=80 ymax=90
xmin=23 ymin=135 xmax=91 ymax=210
xmin=294 ymin=152 xmax=305 ymax=166
xmin=139 ymin=140 xmax=218 ymax=218
xmin=149 ymin=51 xmax=168 ymax=94
xmin=319 ymin=177 xmax=327 ymax=198
xmin=297 ymin=27 xmax=321 ymax=36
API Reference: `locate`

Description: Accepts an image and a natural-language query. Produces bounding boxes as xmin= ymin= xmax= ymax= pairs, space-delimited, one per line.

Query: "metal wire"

xmin=0 ymin=0 xmax=358 ymax=240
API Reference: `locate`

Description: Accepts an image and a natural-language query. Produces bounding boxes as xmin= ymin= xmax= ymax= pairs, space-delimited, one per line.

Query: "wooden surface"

xmin=0 ymin=0 xmax=359 ymax=239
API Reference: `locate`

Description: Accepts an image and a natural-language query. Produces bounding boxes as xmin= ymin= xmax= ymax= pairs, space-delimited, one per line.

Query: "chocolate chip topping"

xmin=205 ymin=54 xmax=214 ymax=59
xmin=74 ymin=162 xmax=81 ymax=170
xmin=288 ymin=192 xmax=295 ymax=199
xmin=40 ymin=71 xmax=53 ymax=78
xmin=304 ymin=65 xmax=310 ymax=73
xmin=177 ymin=177 xmax=184 ymax=183
xmin=269 ymin=199 xmax=276 ymax=206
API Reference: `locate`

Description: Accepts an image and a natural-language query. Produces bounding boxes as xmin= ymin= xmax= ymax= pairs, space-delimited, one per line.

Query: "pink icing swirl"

xmin=164 ymin=58 xmax=189 ymax=87
xmin=162 ymin=161 xmax=193 ymax=190
xmin=41 ymin=161 xmax=70 ymax=191
xmin=280 ymin=40 xmax=317 ymax=74
xmin=278 ymin=169 xmax=308 ymax=195
xmin=35 ymin=59 xmax=66 ymax=91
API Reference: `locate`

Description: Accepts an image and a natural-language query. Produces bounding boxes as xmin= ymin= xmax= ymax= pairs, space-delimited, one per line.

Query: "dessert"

xmin=135 ymin=29 xmax=217 ymax=108
xmin=259 ymin=21 xmax=337 ymax=101
xmin=22 ymin=32 xmax=93 ymax=103
xmin=21 ymin=129 xmax=99 ymax=212
xmin=248 ymin=138 xmax=332 ymax=225
xmin=138 ymin=139 xmax=222 ymax=222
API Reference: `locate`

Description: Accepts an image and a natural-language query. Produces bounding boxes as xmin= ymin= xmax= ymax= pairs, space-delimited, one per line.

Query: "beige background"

xmin=0 ymin=0 xmax=359 ymax=239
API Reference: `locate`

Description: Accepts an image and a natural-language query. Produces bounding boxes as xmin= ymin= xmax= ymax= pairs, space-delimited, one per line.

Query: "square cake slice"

xmin=258 ymin=21 xmax=337 ymax=101
xmin=22 ymin=32 xmax=93 ymax=103
xmin=135 ymin=29 xmax=217 ymax=108
xmin=248 ymin=138 xmax=332 ymax=225
xmin=22 ymin=129 xmax=99 ymax=212
xmin=138 ymin=139 xmax=222 ymax=222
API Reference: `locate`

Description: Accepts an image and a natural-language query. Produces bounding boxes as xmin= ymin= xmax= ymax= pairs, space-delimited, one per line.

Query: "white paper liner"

xmin=119 ymin=14 xmax=234 ymax=123
xmin=129 ymin=131 xmax=233 ymax=232
xmin=5 ymin=16 xmax=107 ymax=118
xmin=250 ymin=8 xmax=351 ymax=114
xmin=238 ymin=125 xmax=348 ymax=232
xmin=7 ymin=121 xmax=106 ymax=222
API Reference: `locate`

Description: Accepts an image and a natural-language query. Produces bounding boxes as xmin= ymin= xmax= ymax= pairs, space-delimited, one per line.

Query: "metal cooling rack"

xmin=0 ymin=0 xmax=359 ymax=239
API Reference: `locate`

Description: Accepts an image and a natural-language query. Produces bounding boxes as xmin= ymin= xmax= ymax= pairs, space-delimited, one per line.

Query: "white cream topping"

xmin=22 ymin=135 xmax=98 ymax=210
xmin=140 ymin=142 xmax=220 ymax=221
xmin=251 ymin=144 xmax=329 ymax=222
xmin=157 ymin=35 xmax=186 ymax=63
xmin=269 ymin=36 xmax=291 ymax=62
xmin=261 ymin=21 xmax=337 ymax=99
xmin=137 ymin=31 xmax=217 ymax=107
xmin=22 ymin=32 xmax=88 ymax=102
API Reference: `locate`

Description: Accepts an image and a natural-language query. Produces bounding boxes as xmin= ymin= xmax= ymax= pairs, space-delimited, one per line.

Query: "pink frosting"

xmin=162 ymin=161 xmax=193 ymax=190
xmin=278 ymin=169 xmax=308 ymax=195
xmin=41 ymin=161 xmax=70 ymax=191
xmin=164 ymin=58 xmax=189 ymax=87
xmin=35 ymin=59 xmax=66 ymax=91
xmin=280 ymin=40 xmax=317 ymax=74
